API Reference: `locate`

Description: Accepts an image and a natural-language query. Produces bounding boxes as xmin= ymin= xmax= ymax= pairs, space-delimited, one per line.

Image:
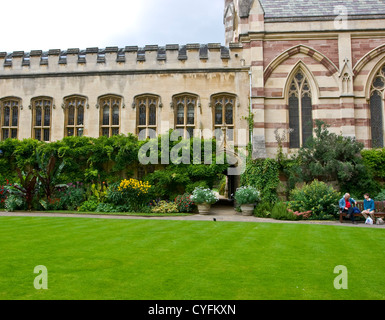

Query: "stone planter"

xmin=197 ymin=203 xmax=211 ymax=215
xmin=240 ymin=204 xmax=254 ymax=216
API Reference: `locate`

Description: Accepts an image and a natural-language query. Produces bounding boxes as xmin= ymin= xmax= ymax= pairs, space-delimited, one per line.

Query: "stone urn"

xmin=197 ymin=203 xmax=211 ymax=215
xmin=240 ymin=204 xmax=254 ymax=216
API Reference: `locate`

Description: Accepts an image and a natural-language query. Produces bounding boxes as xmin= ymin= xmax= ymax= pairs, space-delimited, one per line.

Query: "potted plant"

xmin=190 ymin=187 xmax=218 ymax=215
xmin=234 ymin=186 xmax=260 ymax=216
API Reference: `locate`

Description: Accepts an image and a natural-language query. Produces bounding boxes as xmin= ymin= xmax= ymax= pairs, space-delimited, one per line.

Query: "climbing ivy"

xmin=240 ymin=158 xmax=280 ymax=204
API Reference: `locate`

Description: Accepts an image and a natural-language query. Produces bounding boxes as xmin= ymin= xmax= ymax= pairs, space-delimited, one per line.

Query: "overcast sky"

xmin=1 ymin=0 xmax=225 ymax=53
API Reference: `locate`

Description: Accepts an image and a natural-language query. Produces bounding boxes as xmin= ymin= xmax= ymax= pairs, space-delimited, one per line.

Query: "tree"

xmin=296 ymin=120 xmax=379 ymax=196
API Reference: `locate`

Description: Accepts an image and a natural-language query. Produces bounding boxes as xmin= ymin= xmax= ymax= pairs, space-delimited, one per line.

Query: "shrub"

xmin=253 ymin=200 xmax=272 ymax=218
xmin=288 ymin=180 xmax=341 ymax=220
xmin=0 ymin=180 xmax=11 ymax=209
xmin=78 ymin=200 xmax=99 ymax=212
xmin=271 ymin=202 xmax=297 ymax=221
xmin=151 ymin=200 xmax=179 ymax=213
xmin=52 ymin=182 xmax=86 ymax=211
xmin=116 ymin=178 xmax=152 ymax=211
xmin=190 ymin=187 xmax=218 ymax=205
xmin=5 ymin=194 xmax=25 ymax=212
xmin=234 ymin=186 xmax=260 ymax=205
xmin=175 ymin=193 xmax=196 ymax=213
xmin=362 ymin=148 xmax=385 ymax=179
xmin=374 ymin=189 xmax=385 ymax=201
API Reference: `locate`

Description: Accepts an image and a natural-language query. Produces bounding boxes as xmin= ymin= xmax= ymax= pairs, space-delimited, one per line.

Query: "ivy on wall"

xmin=240 ymin=158 xmax=280 ymax=204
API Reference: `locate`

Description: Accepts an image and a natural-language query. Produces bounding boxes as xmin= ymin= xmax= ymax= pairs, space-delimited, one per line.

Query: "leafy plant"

xmin=0 ymin=180 xmax=11 ymax=209
xmin=175 ymin=193 xmax=196 ymax=213
xmin=234 ymin=186 xmax=260 ymax=205
xmin=11 ymin=168 xmax=38 ymax=211
xmin=151 ymin=200 xmax=179 ymax=213
xmin=253 ymin=200 xmax=272 ymax=218
xmin=270 ymin=202 xmax=297 ymax=221
xmin=35 ymin=152 xmax=66 ymax=202
xmin=374 ymin=189 xmax=385 ymax=201
xmin=190 ymin=187 xmax=218 ymax=205
xmin=4 ymin=194 xmax=25 ymax=212
xmin=78 ymin=200 xmax=99 ymax=212
xmin=52 ymin=182 xmax=86 ymax=211
xmin=288 ymin=180 xmax=341 ymax=220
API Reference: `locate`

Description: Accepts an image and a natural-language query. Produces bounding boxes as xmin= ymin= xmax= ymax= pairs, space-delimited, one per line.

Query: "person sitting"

xmin=361 ymin=193 xmax=375 ymax=223
xmin=339 ymin=193 xmax=357 ymax=224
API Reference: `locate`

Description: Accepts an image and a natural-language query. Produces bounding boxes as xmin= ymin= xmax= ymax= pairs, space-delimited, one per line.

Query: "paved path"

xmin=1 ymin=206 xmax=385 ymax=229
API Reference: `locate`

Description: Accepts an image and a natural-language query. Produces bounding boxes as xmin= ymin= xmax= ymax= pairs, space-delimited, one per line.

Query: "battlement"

xmin=0 ymin=43 xmax=244 ymax=76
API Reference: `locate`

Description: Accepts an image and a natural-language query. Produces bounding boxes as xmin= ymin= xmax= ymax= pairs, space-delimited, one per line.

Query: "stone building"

xmin=1 ymin=0 xmax=385 ymax=160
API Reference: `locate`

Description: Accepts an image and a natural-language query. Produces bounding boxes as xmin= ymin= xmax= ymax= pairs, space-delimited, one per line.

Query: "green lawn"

xmin=0 ymin=216 xmax=384 ymax=300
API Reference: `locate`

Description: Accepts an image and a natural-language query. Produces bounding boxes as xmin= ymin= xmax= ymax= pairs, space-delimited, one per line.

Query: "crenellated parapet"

xmin=0 ymin=43 xmax=244 ymax=76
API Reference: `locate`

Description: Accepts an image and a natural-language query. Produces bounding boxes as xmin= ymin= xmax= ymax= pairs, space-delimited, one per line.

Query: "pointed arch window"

xmin=212 ymin=94 xmax=235 ymax=141
xmin=99 ymin=95 xmax=121 ymax=137
xmin=135 ymin=95 xmax=159 ymax=139
xmin=173 ymin=94 xmax=197 ymax=139
xmin=32 ymin=97 xmax=52 ymax=141
xmin=288 ymin=71 xmax=313 ymax=148
xmin=1 ymin=97 xmax=20 ymax=140
xmin=64 ymin=96 xmax=86 ymax=137
xmin=369 ymin=65 xmax=385 ymax=148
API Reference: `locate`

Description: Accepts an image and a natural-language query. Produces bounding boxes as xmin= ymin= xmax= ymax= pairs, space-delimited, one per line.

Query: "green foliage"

xmin=151 ymin=200 xmax=179 ymax=213
xmin=361 ymin=148 xmax=385 ymax=179
xmin=253 ymin=200 xmax=272 ymax=218
xmin=175 ymin=193 xmax=196 ymax=213
xmin=51 ymin=183 xmax=86 ymax=211
xmin=374 ymin=189 xmax=385 ymax=201
xmin=78 ymin=200 xmax=99 ymax=212
xmin=270 ymin=202 xmax=298 ymax=221
xmin=297 ymin=121 xmax=364 ymax=182
xmin=4 ymin=194 xmax=25 ymax=212
xmin=288 ymin=180 xmax=341 ymax=220
xmin=240 ymin=158 xmax=280 ymax=203
xmin=234 ymin=186 xmax=260 ymax=205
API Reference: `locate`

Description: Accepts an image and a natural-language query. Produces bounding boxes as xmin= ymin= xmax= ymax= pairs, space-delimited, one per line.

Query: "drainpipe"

xmin=249 ymin=70 xmax=253 ymax=150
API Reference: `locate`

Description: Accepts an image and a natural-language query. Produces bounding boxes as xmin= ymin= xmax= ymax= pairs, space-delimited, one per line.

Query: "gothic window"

xmin=32 ymin=97 xmax=52 ymax=141
xmin=212 ymin=94 xmax=235 ymax=141
xmin=135 ymin=95 xmax=159 ymax=139
xmin=64 ymin=96 xmax=86 ymax=137
xmin=288 ymin=71 xmax=313 ymax=148
xmin=369 ymin=66 xmax=385 ymax=148
xmin=99 ymin=95 xmax=121 ymax=137
xmin=173 ymin=94 xmax=197 ymax=139
xmin=1 ymin=97 xmax=20 ymax=140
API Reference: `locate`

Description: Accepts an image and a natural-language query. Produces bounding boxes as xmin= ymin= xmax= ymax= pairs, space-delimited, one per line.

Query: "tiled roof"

xmin=258 ymin=0 xmax=385 ymax=21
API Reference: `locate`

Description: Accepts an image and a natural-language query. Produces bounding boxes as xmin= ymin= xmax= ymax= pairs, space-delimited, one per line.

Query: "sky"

xmin=0 ymin=0 xmax=225 ymax=53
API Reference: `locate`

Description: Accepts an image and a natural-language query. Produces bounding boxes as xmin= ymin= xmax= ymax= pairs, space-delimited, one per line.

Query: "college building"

xmin=1 ymin=0 xmax=385 ymax=159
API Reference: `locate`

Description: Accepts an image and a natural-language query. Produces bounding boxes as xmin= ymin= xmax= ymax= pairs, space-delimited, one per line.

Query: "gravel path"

xmin=1 ymin=209 xmax=384 ymax=228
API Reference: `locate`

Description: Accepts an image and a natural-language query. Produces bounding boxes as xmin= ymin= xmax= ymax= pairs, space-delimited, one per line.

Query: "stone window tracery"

xmin=288 ymin=71 xmax=313 ymax=148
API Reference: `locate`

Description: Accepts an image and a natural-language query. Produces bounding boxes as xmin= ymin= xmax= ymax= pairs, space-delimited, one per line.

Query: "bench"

xmin=339 ymin=201 xmax=385 ymax=223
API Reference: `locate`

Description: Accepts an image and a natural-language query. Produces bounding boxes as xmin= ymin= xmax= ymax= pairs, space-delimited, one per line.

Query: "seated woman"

xmin=361 ymin=193 xmax=375 ymax=223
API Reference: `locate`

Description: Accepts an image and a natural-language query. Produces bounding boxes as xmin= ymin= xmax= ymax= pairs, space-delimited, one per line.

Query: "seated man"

xmin=361 ymin=193 xmax=375 ymax=223
xmin=339 ymin=193 xmax=357 ymax=224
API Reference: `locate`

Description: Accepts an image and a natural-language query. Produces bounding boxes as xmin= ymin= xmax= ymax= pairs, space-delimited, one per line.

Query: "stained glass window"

xmin=288 ymin=71 xmax=313 ymax=148
xmin=370 ymin=65 xmax=385 ymax=148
